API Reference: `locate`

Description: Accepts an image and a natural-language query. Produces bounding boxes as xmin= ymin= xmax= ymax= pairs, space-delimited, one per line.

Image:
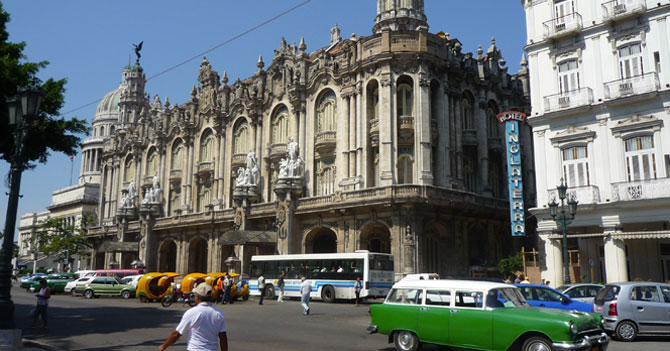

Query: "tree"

xmin=0 ymin=2 xmax=88 ymax=169
xmin=27 ymin=214 xmax=95 ymax=265
xmin=497 ymin=251 xmax=524 ymax=276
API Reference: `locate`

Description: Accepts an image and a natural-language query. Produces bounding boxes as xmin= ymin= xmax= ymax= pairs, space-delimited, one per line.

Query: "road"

xmin=9 ymin=285 xmax=669 ymax=351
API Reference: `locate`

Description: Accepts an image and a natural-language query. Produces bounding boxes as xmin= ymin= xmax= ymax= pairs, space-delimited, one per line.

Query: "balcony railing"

xmin=602 ymin=0 xmax=646 ymax=22
xmin=603 ymin=72 xmax=660 ymax=100
xmin=543 ymin=13 xmax=583 ymax=39
xmin=543 ymin=87 xmax=593 ymax=112
xmin=462 ymin=129 xmax=478 ymax=146
xmin=315 ymin=131 xmax=336 ymax=153
xmin=169 ymin=169 xmax=182 ymax=183
xmin=611 ymin=178 xmax=670 ymax=202
xmin=268 ymin=143 xmax=288 ymax=160
xmin=232 ymin=153 xmax=246 ymax=167
xmin=548 ymin=185 xmax=601 ymax=205
xmin=197 ymin=161 xmax=214 ymax=176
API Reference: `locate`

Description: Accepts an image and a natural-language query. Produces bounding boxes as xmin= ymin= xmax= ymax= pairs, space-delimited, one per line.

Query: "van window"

xmin=426 ymin=290 xmax=451 ymax=306
xmin=661 ymin=286 xmax=670 ymax=303
xmin=455 ymin=290 xmax=484 ymax=308
xmin=631 ymin=286 xmax=660 ymax=302
xmin=386 ymin=288 xmax=423 ymax=305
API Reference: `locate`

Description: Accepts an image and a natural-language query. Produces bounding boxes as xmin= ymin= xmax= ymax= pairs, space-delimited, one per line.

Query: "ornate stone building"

xmin=88 ymin=0 xmax=534 ymax=279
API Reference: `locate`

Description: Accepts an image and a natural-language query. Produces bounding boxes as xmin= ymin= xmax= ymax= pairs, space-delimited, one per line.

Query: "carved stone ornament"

xmin=550 ymin=125 xmax=595 ymax=146
xmin=611 ymin=114 xmax=662 ymax=137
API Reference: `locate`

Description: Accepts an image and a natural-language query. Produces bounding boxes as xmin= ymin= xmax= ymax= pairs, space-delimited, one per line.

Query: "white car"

xmin=398 ymin=273 xmax=439 ymax=281
xmin=121 ymin=274 xmax=144 ymax=288
xmin=65 ymin=276 xmax=95 ymax=295
xmin=557 ymin=283 xmax=604 ymax=304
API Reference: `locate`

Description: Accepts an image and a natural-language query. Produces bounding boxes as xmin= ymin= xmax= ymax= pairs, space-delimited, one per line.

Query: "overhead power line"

xmin=61 ymin=0 xmax=314 ymax=117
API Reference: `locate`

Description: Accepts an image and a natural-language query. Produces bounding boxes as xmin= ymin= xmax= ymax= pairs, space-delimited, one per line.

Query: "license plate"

xmin=592 ymin=347 xmax=600 ymax=351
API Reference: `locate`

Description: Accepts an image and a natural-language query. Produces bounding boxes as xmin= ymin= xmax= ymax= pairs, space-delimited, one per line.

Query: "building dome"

xmin=93 ymin=88 xmax=121 ymax=122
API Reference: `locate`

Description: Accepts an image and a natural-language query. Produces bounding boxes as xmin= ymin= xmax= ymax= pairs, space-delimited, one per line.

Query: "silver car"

xmin=593 ymin=282 xmax=670 ymax=341
xmin=558 ymin=283 xmax=604 ymax=304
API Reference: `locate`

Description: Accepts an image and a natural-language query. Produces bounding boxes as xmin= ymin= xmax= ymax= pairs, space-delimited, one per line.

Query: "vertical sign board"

xmin=497 ymin=111 xmax=527 ymax=237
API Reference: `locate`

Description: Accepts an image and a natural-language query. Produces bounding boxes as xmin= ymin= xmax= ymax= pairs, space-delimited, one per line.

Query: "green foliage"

xmin=27 ymin=214 xmax=95 ymax=262
xmin=0 ymin=2 xmax=89 ymax=168
xmin=497 ymin=251 xmax=524 ymax=275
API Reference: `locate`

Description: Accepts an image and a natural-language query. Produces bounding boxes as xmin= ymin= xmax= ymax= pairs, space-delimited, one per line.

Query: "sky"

xmin=0 ymin=0 xmax=528 ymax=239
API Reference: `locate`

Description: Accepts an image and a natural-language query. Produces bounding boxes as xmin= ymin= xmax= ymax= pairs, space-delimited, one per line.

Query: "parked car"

xmin=66 ymin=276 xmax=95 ymax=295
xmin=399 ymin=273 xmax=440 ymax=281
xmin=121 ymin=274 xmax=144 ymax=288
xmin=369 ymin=279 xmax=609 ymax=351
xmin=558 ymin=283 xmax=604 ymax=304
xmin=20 ymin=274 xmax=48 ymax=290
xmin=515 ymin=284 xmax=592 ymax=312
xmin=593 ymin=281 xmax=670 ymax=341
xmin=78 ymin=276 xmax=135 ymax=299
xmin=28 ymin=273 xmax=74 ymax=293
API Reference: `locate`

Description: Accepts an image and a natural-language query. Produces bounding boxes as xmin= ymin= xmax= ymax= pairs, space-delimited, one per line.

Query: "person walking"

xmin=257 ymin=272 xmax=265 ymax=305
xmin=354 ymin=276 xmax=362 ymax=307
xmin=32 ymin=279 xmax=50 ymax=328
xmin=221 ymin=274 xmax=232 ymax=305
xmin=300 ymin=276 xmax=312 ymax=315
xmin=277 ymin=271 xmax=285 ymax=302
xmin=159 ymin=283 xmax=228 ymax=351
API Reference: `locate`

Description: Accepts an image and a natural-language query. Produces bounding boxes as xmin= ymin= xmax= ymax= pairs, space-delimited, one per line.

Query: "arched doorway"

xmin=360 ymin=223 xmax=391 ymax=253
xmin=304 ymin=228 xmax=337 ymax=253
xmin=159 ymin=240 xmax=177 ymax=272
xmin=188 ymin=237 xmax=208 ymax=273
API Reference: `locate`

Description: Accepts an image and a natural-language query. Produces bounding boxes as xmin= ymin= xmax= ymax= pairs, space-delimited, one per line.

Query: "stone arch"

xmin=304 ymin=227 xmax=337 ymax=254
xmin=233 ymin=117 xmax=250 ymax=155
xmin=199 ymin=128 xmax=215 ymax=162
xmin=271 ymin=104 xmax=290 ymax=144
xmin=188 ymin=236 xmax=208 ymax=273
xmin=360 ymin=222 xmax=391 ymax=254
xmin=158 ymin=240 xmax=177 ymax=272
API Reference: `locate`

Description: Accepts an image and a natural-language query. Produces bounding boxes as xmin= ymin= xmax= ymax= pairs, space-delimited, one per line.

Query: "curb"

xmin=23 ymin=339 xmax=68 ymax=351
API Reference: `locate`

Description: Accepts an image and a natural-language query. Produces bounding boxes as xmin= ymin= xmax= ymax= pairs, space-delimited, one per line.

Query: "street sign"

xmin=497 ymin=111 xmax=527 ymax=237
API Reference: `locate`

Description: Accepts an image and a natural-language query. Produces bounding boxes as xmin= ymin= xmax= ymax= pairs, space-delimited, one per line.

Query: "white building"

xmin=523 ymin=0 xmax=670 ymax=284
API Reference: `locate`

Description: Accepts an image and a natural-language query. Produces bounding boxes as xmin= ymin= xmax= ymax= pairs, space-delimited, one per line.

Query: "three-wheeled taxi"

xmin=136 ymin=272 xmax=180 ymax=302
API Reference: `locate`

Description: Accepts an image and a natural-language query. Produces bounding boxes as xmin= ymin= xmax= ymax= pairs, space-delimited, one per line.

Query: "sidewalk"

xmin=22 ymin=338 xmax=65 ymax=351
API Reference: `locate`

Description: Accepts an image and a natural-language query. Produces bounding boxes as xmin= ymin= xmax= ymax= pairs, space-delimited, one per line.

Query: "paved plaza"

xmin=9 ymin=286 xmax=669 ymax=351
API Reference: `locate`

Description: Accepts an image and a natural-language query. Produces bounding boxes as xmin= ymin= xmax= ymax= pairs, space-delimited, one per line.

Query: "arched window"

xmin=169 ymin=185 xmax=181 ymax=216
xmin=198 ymin=181 xmax=211 ymax=213
xmin=272 ymin=106 xmax=289 ymax=144
xmin=234 ymin=119 xmax=250 ymax=154
xmin=316 ymin=91 xmax=337 ymax=133
xmin=146 ymin=148 xmax=158 ymax=176
xmin=110 ymin=126 xmax=115 ymax=135
xmin=397 ymin=150 xmax=414 ymax=184
xmin=464 ymin=154 xmax=476 ymax=192
xmin=396 ymin=77 xmax=413 ymax=117
xmin=123 ymin=156 xmax=135 ymax=183
xmin=171 ymin=140 xmax=184 ymax=170
xmin=200 ymin=130 xmax=215 ymax=162
xmin=316 ymin=158 xmax=335 ymax=196
xmin=367 ymin=81 xmax=380 ymax=121
xmin=487 ymin=102 xmax=500 ymax=138
xmin=100 ymin=126 xmax=105 ymax=137
xmin=462 ymin=93 xmax=474 ymax=130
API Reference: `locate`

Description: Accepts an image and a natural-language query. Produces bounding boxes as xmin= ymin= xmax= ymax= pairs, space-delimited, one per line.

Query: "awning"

xmin=220 ymin=230 xmax=276 ymax=244
xmin=97 ymin=241 xmax=139 ymax=253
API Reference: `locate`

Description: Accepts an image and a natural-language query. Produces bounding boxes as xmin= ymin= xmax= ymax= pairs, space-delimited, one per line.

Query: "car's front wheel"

xmin=615 ymin=321 xmax=637 ymax=342
xmin=521 ymin=336 xmax=551 ymax=351
xmin=83 ymin=289 xmax=94 ymax=299
xmin=121 ymin=290 xmax=131 ymax=299
xmin=393 ymin=330 xmax=419 ymax=351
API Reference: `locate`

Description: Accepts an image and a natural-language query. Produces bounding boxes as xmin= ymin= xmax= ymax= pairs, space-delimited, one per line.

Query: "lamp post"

xmin=547 ymin=178 xmax=578 ymax=285
xmin=1 ymin=85 xmax=43 ymax=330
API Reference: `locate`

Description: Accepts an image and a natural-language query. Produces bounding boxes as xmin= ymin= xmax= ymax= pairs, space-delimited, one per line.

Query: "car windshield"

xmin=488 ymin=288 xmax=529 ymax=308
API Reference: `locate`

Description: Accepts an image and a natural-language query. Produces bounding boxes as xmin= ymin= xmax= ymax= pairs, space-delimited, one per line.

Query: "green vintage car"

xmin=368 ymin=280 xmax=610 ymax=351
xmin=27 ymin=273 xmax=74 ymax=293
xmin=79 ymin=276 xmax=135 ymax=299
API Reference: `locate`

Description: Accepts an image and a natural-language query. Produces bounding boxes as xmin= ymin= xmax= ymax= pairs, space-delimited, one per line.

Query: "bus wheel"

xmin=264 ymin=285 xmax=275 ymax=299
xmin=321 ymin=285 xmax=335 ymax=303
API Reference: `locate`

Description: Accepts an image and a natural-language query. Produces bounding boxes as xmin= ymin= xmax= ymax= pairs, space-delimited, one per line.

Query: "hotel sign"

xmin=497 ymin=111 xmax=527 ymax=237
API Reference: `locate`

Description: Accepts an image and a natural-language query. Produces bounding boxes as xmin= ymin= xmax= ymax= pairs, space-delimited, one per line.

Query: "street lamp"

xmin=547 ymin=178 xmax=578 ymax=285
xmin=1 ymin=84 xmax=43 ymax=330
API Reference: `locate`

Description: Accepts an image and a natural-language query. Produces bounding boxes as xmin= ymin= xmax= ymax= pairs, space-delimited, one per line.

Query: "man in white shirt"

xmin=300 ymin=276 xmax=312 ymax=315
xmin=159 ymin=283 xmax=228 ymax=351
xmin=257 ymin=273 xmax=265 ymax=305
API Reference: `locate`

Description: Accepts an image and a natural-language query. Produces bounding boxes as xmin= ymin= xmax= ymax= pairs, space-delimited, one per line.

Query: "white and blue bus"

xmin=248 ymin=251 xmax=394 ymax=302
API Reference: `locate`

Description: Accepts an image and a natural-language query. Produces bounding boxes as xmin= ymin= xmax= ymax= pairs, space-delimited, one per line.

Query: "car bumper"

xmin=601 ymin=318 xmax=618 ymax=332
xmin=367 ymin=325 xmax=378 ymax=334
xmin=552 ymin=332 xmax=610 ymax=351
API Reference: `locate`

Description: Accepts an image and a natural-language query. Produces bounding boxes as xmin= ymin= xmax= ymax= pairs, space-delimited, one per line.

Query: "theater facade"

xmin=87 ymin=0 xmax=534 ymax=279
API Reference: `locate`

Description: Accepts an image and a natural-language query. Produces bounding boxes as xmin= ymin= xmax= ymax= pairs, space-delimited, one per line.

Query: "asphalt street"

xmin=8 ymin=285 xmax=670 ymax=351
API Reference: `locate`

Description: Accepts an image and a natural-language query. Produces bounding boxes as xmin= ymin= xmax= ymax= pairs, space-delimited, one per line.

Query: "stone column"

xmin=476 ymin=101 xmax=489 ymax=194
xmin=416 ymin=74 xmax=433 ymax=185
xmin=538 ymin=228 xmax=564 ymax=286
xmin=440 ymin=84 xmax=450 ymax=185
xmin=454 ymin=97 xmax=463 ymax=181
xmin=379 ymin=72 xmax=394 ymax=185
xmin=355 ymin=83 xmax=363 ymax=181
xmin=603 ymin=228 xmax=628 ymax=283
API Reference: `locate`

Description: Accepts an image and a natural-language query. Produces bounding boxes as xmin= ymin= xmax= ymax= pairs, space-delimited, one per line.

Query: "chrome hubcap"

xmin=527 ymin=341 xmax=550 ymax=351
xmin=619 ymin=324 xmax=635 ymax=339
xmin=398 ymin=332 xmax=414 ymax=350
